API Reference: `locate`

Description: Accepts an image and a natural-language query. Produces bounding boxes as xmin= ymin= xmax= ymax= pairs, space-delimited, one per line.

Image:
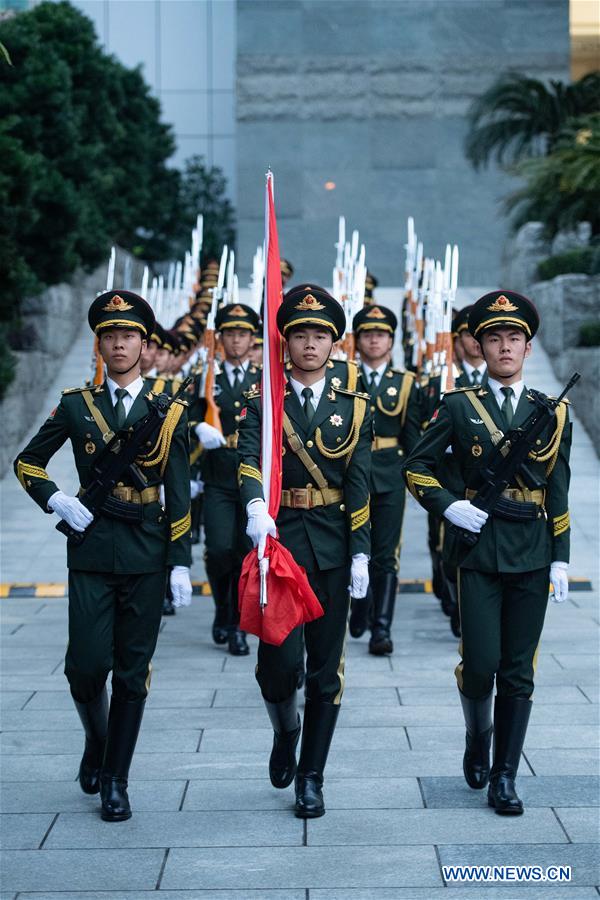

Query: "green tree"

xmin=465 ymin=71 xmax=600 ymax=169
xmin=505 ymin=115 xmax=600 ymax=238
xmin=175 ymin=155 xmax=236 ymax=263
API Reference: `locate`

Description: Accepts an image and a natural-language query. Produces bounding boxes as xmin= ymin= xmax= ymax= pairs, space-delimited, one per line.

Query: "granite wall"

xmin=235 ymin=0 xmax=569 ymax=287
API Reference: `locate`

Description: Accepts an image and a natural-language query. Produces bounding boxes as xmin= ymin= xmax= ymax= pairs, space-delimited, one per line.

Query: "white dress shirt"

xmin=462 ymin=360 xmax=487 ymax=385
xmin=105 ymin=375 xmax=145 ymax=417
xmin=361 ymin=361 xmax=388 ymax=388
xmin=223 ymin=358 xmax=250 ymax=388
xmin=288 ymin=375 xmax=326 ymax=412
xmin=487 ymin=377 xmax=524 ymax=415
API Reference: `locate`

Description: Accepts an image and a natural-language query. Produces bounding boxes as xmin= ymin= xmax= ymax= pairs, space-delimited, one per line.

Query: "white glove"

xmin=190 ymin=479 xmax=204 ymax=500
xmin=48 ymin=490 xmax=94 ymax=533
xmin=444 ymin=500 xmax=489 ymax=534
xmin=246 ymin=499 xmax=277 ymax=559
xmin=170 ymin=566 xmax=193 ymax=608
xmin=350 ymin=553 xmax=370 ymax=599
xmin=550 ymin=561 xmax=569 ymax=603
xmin=195 ymin=422 xmax=226 ymax=450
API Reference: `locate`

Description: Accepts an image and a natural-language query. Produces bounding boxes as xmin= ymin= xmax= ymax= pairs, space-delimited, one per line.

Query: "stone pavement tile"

xmin=577 ymin=684 xmax=599 ymax=704
xmin=17 ymin=893 xmax=304 ymax=900
xmin=1 ymin=754 xmax=81 ymax=782
xmin=555 ymin=808 xmax=600 ymax=843
xmin=0 ymin=780 xmax=186 ymax=813
xmin=160 ymin=845 xmax=442 ymax=889
xmin=0 ymin=658 xmax=61 ymax=676
xmin=406 ymin=725 xmax=599 ymax=751
xmin=525 ymin=749 xmax=600 ymax=776
xmin=200 ymin=726 xmax=410 ymax=754
xmin=529 ymin=705 xmax=599 ymax=726
xmin=311 ymin=889 xmax=600 ymax=899
xmin=0 ymin=728 xmax=202 ymax=755
xmin=45 ymin=810 xmax=303 ymax=849
xmin=0 ymin=676 xmax=65 ymax=693
xmin=308 ymin=808 xmax=566 ymax=846
xmin=184 ymin=776 xmax=423 ymax=811
xmin=0 ymin=813 xmax=55 ymax=849
xmin=0 ymin=691 xmax=33 ymax=710
xmin=339 ymin=705 xmax=462 ymax=726
xmin=437 ymin=844 xmax=600 ymax=886
xmin=1 ymin=646 xmax=66 ymax=660
xmin=0 ymin=849 xmax=165 ymax=892
xmin=398 ymin=686 xmax=589 ymax=705
xmin=420 ymin=776 xmax=600 ymax=809
xmin=553 ymin=655 xmax=599 ymax=672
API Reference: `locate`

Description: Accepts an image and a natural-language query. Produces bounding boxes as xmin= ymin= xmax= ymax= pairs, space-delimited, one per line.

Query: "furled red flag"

xmin=239 ymin=171 xmax=323 ymax=645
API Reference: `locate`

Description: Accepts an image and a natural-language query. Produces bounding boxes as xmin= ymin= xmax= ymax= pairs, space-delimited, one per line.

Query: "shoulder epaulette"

xmin=444 ymin=385 xmax=480 ymax=395
xmin=391 ymin=367 xmax=415 ymax=379
xmin=62 ymin=385 xmax=98 ymax=395
xmin=333 ymin=386 xmax=370 ymax=400
xmin=244 ymin=388 xmax=261 ymax=400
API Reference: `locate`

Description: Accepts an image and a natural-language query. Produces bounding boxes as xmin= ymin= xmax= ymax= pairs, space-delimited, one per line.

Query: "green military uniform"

xmin=350 ymin=304 xmax=421 ymax=655
xmin=237 ymin=284 xmax=372 ymax=818
xmin=189 ymin=302 xmax=260 ymax=654
xmin=14 ymin=290 xmax=192 ymax=822
xmin=404 ymin=289 xmax=571 ymax=815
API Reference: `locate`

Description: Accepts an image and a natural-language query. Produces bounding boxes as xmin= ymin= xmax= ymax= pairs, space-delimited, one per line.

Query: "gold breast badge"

xmin=386 ymin=386 xmax=398 ymax=396
xmin=471 ymin=444 xmax=482 ymax=457
xmin=85 ymin=441 xmax=96 ymax=455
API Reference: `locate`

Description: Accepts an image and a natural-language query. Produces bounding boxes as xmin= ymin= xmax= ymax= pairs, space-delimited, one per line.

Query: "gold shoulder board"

xmin=444 ymin=385 xmax=479 ymax=395
xmin=333 ymin=387 xmax=370 ymax=400
xmin=61 ymin=386 xmax=88 ymax=395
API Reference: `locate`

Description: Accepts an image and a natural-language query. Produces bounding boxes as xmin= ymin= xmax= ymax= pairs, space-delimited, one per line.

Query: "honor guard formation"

xmin=14 ymin=208 xmax=574 ymax=825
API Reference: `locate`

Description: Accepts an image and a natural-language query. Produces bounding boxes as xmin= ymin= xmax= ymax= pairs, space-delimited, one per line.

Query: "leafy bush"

xmin=579 ymin=322 xmax=600 ymax=347
xmin=537 ymin=246 xmax=600 ymax=280
xmin=505 ymin=114 xmax=600 ymax=238
xmin=173 ymin=155 xmax=236 ymax=264
xmin=0 ymin=1 xmax=179 ymax=321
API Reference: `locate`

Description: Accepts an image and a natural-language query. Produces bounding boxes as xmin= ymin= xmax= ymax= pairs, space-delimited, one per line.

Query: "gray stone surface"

xmin=421 ymin=776 xmax=600 ymax=810
xmin=555 ymin=808 xmax=600 ymax=844
xmin=0 ymin=850 xmax=165 ymax=892
xmin=236 ymin=2 xmax=569 ymax=287
xmin=437 ymin=844 xmax=600 ymax=887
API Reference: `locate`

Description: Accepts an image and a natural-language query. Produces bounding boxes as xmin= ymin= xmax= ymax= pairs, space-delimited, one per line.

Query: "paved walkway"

xmin=1 ymin=316 xmax=598 ymax=897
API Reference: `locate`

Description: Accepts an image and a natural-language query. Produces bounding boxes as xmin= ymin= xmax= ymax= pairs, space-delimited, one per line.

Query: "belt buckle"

xmin=291 ymin=488 xmax=310 ymax=509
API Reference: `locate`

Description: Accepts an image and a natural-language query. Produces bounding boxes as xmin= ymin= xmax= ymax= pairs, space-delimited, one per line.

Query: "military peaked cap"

xmin=469 ymin=290 xmax=539 ymax=340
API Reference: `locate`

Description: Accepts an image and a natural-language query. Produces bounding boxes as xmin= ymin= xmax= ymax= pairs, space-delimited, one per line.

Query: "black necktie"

xmin=232 ymin=367 xmax=242 ymax=393
xmin=114 ymin=388 xmax=128 ymax=428
xmin=301 ymin=387 xmax=314 ymax=424
xmin=500 ymin=386 xmax=514 ymax=428
xmin=369 ymin=371 xmax=378 ymax=395
xmin=472 ymin=370 xmax=481 ymax=386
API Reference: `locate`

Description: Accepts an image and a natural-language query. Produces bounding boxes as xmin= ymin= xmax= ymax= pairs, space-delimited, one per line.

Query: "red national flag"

xmin=238 ymin=171 xmax=323 ymax=644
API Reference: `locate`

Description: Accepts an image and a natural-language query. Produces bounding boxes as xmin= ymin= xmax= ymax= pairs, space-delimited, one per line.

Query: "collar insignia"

xmin=331 ymin=376 xmax=342 ymax=389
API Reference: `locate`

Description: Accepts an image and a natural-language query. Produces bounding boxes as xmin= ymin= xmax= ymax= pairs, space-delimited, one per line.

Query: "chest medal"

xmin=85 ymin=441 xmax=96 ymax=455
xmin=471 ymin=444 xmax=482 ymax=457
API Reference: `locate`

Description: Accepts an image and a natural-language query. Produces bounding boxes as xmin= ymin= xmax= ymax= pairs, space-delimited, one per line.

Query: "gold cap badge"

xmin=229 ymin=305 xmax=248 ymax=316
xmin=103 ymin=295 xmax=133 ymax=312
xmin=295 ymin=294 xmax=325 ymax=311
xmin=487 ymin=295 xmax=518 ymax=313
xmin=366 ymin=307 xmax=386 ymax=319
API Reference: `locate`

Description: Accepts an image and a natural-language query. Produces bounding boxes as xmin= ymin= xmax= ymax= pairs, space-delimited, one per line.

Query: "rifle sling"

xmin=282 ymin=413 xmax=330 ymax=492
xmin=464 ymin=392 xmax=509 ymax=458
xmin=82 ymin=391 xmax=114 ymax=444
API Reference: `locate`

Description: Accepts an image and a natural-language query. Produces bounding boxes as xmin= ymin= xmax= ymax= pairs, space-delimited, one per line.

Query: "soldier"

xmin=454 ymin=305 xmax=487 ymax=387
xmin=14 ymin=291 xmax=192 ymax=821
xmin=237 ymin=285 xmax=371 ymax=818
xmin=349 ymin=304 xmax=421 ymax=654
xmin=280 ymin=258 xmax=294 ymax=288
xmin=403 ymin=290 xmax=571 ymax=815
xmin=190 ymin=303 xmax=261 ymax=655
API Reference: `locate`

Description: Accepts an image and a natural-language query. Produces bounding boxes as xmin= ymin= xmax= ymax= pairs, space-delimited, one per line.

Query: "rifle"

xmin=200 ymin=245 xmax=228 ymax=431
xmin=451 ymin=372 xmax=580 ymax=547
xmin=56 ymin=377 xmax=192 ymax=545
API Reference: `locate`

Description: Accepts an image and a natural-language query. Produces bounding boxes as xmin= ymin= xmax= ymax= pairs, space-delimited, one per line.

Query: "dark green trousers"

xmin=256 ymin=564 xmax=350 ymax=705
xmin=203 ymin=483 xmax=250 ymax=580
xmin=456 ymin=566 xmax=550 ymax=700
xmin=65 ymin=569 xmax=167 ymax=703
xmin=370 ymin=486 xmax=406 ymax=576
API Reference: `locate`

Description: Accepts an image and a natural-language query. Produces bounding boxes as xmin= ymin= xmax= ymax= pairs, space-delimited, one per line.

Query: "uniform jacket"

xmin=357 ymin=364 xmax=421 ymax=494
xmin=237 ymin=382 xmax=372 ymax=573
xmin=14 ymin=380 xmax=192 ymax=573
xmin=403 ymin=384 xmax=571 ymax=573
xmin=189 ymin=363 xmax=261 ymax=489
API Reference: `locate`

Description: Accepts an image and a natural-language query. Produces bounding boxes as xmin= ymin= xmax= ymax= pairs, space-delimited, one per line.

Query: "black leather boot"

xmin=264 ymin=694 xmax=301 ymax=788
xmin=349 ymin=585 xmax=372 ymax=639
xmin=73 ymin=688 xmax=109 ymax=794
xmin=100 ymin=696 xmax=145 ymax=822
xmin=228 ymin=571 xmax=249 ymax=656
xmin=295 ymin=700 xmax=340 ymax=818
xmin=459 ymin=688 xmax=493 ymax=789
xmin=487 ymin=696 xmax=532 ymax=815
xmin=208 ymin=572 xmax=231 ymax=645
xmin=368 ymin=573 xmax=397 ymax=656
